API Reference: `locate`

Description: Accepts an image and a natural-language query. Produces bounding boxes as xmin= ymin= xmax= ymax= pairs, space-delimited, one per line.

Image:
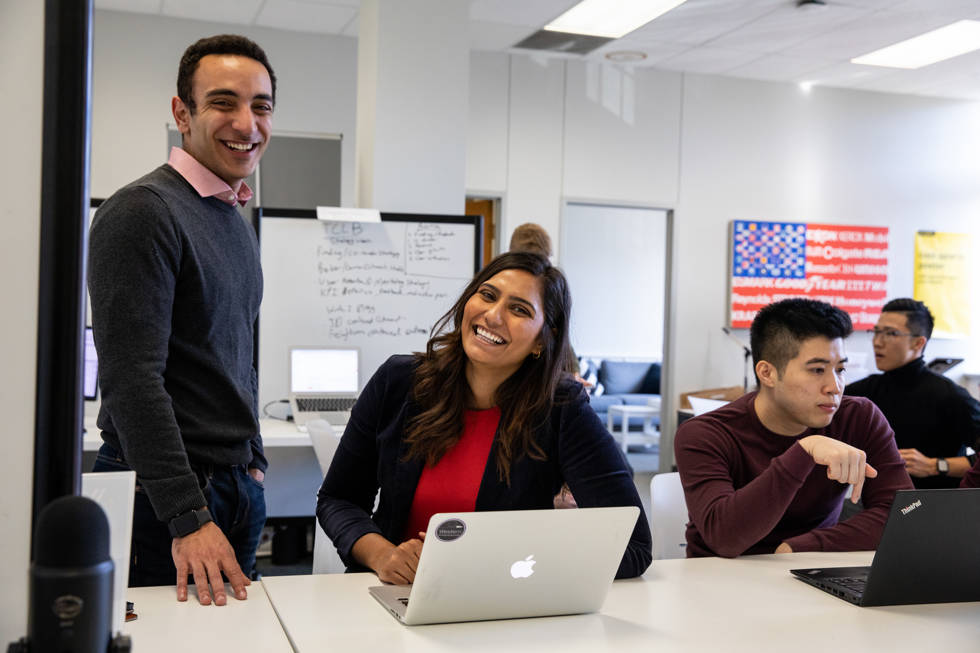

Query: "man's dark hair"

xmin=881 ymin=297 xmax=934 ymax=340
xmin=750 ymin=298 xmax=853 ymax=376
xmin=177 ymin=34 xmax=276 ymax=113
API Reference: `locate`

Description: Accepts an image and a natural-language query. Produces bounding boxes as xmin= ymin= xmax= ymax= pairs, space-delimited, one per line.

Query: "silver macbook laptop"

xmin=288 ymin=347 xmax=359 ymax=430
xmin=791 ymin=488 xmax=980 ymax=606
xmin=369 ymin=506 xmax=640 ymax=625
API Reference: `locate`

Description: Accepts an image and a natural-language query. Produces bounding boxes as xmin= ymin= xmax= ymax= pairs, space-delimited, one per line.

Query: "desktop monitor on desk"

xmin=83 ymin=326 xmax=98 ymax=400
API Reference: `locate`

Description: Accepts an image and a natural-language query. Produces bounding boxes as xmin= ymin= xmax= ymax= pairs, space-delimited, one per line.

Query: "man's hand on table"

xmin=172 ymin=521 xmax=250 ymax=605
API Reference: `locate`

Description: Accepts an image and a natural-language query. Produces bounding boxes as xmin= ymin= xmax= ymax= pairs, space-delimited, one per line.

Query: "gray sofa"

xmin=581 ymin=359 xmax=661 ymax=430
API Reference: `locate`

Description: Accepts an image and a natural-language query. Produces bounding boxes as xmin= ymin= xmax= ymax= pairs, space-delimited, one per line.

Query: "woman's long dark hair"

xmin=403 ymin=252 xmax=572 ymax=484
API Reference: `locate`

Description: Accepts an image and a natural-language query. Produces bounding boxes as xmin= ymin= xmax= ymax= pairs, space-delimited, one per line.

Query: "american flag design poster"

xmin=729 ymin=220 xmax=888 ymax=329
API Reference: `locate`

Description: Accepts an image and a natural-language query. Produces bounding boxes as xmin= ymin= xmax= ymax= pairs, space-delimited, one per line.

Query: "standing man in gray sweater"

xmin=88 ymin=34 xmax=274 ymax=606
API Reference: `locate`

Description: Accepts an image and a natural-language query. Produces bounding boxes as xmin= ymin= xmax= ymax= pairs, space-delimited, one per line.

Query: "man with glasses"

xmin=845 ymin=298 xmax=980 ymax=488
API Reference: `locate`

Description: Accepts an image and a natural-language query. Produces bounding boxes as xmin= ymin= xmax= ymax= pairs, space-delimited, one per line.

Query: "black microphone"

xmin=27 ymin=495 xmax=114 ymax=653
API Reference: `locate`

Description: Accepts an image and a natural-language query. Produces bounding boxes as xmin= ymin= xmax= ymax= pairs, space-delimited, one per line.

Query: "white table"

xmin=261 ymin=551 xmax=980 ymax=652
xmin=122 ymin=583 xmax=292 ymax=651
xmin=606 ymin=404 xmax=659 ymax=454
xmin=83 ymin=416 xmax=315 ymax=451
xmin=83 ymin=417 xmax=331 ymax=517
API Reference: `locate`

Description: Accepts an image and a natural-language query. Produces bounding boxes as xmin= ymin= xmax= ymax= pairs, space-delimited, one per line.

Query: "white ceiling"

xmin=95 ymin=0 xmax=980 ymax=101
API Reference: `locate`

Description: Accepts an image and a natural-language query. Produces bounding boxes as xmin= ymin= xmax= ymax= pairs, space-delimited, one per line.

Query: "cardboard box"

xmin=679 ymin=386 xmax=746 ymax=411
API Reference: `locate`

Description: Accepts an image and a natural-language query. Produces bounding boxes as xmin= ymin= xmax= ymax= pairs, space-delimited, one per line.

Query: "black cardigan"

xmin=316 ymin=355 xmax=652 ymax=578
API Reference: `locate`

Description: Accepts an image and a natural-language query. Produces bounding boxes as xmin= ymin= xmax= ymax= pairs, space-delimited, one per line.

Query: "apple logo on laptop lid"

xmin=510 ymin=555 xmax=536 ymax=579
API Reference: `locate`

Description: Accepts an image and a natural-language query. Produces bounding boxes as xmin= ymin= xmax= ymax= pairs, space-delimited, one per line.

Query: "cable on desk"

xmin=262 ymin=398 xmax=291 ymax=421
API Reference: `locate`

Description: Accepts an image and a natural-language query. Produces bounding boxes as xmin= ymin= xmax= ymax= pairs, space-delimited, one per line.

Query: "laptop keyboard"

xmin=296 ymin=397 xmax=357 ymax=412
xmin=825 ymin=576 xmax=867 ymax=595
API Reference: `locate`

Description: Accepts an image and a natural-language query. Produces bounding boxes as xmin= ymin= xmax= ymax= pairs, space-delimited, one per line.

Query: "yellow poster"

xmin=914 ymin=231 xmax=971 ymax=338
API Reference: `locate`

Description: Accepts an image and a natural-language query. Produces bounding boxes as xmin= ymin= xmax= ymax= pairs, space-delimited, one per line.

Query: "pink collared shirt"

xmin=167 ymin=147 xmax=253 ymax=207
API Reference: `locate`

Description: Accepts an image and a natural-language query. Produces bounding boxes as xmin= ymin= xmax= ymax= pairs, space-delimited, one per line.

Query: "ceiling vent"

xmin=512 ymin=30 xmax=613 ymax=55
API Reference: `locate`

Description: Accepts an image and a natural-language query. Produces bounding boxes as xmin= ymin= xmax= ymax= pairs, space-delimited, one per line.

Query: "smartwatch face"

xmin=937 ymin=458 xmax=949 ymax=474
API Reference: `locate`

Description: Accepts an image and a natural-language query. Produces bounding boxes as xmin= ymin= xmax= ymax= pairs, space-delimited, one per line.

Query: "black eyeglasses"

xmin=867 ymin=328 xmax=917 ymax=340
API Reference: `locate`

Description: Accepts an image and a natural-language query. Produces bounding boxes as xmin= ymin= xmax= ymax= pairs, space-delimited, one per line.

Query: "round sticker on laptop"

xmin=435 ymin=518 xmax=466 ymax=542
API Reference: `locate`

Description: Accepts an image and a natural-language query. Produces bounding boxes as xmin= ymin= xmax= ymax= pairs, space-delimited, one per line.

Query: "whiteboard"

xmin=257 ymin=210 xmax=480 ymax=407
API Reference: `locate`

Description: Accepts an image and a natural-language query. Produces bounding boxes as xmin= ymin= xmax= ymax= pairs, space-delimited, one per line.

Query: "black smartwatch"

xmin=168 ymin=507 xmax=213 ymax=538
xmin=936 ymin=458 xmax=949 ymax=476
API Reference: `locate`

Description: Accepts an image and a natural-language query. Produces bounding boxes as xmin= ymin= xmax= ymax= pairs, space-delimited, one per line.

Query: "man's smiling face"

xmin=173 ymin=54 xmax=273 ymax=191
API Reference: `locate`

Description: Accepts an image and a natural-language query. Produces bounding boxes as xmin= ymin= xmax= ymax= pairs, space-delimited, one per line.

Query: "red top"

xmin=402 ymin=406 xmax=500 ymax=542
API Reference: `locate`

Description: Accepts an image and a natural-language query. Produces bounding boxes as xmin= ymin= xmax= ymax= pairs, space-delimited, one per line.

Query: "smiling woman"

xmin=316 ymin=251 xmax=652 ymax=585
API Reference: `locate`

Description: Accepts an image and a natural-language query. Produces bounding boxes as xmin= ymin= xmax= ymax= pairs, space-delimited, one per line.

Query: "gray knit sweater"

xmin=88 ymin=164 xmax=265 ymax=521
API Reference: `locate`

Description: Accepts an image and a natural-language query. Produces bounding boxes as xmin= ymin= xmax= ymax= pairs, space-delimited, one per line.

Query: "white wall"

xmin=0 ymin=0 xmax=43 ymax=638
xmin=91 ymin=10 xmax=358 ymax=204
xmin=356 ymin=0 xmax=468 ymax=214
xmin=672 ymin=75 xmax=980 ymax=400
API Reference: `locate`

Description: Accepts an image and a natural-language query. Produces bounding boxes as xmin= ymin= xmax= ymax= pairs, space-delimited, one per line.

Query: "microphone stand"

xmin=722 ymin=327 xmax=752 ymax=392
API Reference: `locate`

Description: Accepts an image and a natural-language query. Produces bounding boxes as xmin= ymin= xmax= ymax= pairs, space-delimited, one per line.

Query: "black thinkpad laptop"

xmin=791 ymin=488 xmax=980 ymax=606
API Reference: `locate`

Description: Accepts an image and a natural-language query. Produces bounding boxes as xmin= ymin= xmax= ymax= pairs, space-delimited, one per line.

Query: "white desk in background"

xmin=82 ymin=416 xmax=316 ymax=450
xmin=82 ymin=417 xmax=329 ymax=517
xmin=122 ymin=583 xmax=291 ymax=652
xmin=261 ymin=551 xmax=980 ymax=653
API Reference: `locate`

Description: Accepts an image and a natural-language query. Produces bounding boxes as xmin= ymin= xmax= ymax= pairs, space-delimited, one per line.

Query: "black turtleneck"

xmin=845 ymin=357 xmax=980 ymax=489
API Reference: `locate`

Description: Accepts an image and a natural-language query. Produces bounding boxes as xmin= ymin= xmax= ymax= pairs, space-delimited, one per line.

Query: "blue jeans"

xmin=92 ymin=443 xmax=266 ymax=587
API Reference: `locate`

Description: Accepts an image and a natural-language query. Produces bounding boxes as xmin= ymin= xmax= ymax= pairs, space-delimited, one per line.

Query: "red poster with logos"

xmin=729 ymin=220 xmax=888 ymax=329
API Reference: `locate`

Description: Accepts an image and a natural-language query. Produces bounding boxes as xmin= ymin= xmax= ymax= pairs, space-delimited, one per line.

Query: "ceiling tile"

xmin=621 ymin=0 xmax=780 ymax=47
xmin=835 ymin=0 xmax=912 ymax=9
xmin=706 ymin=3 xmax=872 ymax=54
xmin=256 ymin=0 xmax=357 ymax=35
xmin=591 ymin=40 xmax=691 ymax=66
xmin=469 ymin=0 xmax=579 ymax=28
xmin=654 ymin=46 xmax=761 ymax=75
xmin=161 ymin=0 xmax=263 ymax=25
xmin=470 ymin=19 xmax=537 ymax=51
xmin=726 ymin=53 xmax=833 ymax=83
xmin=891 ymin=0 xmax=980 ymax=17
xmin=787 ymin=9 xmax=976 ymax=60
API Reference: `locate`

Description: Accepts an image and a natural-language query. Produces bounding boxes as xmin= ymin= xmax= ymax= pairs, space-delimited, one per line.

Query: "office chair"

xmin=307 ymin=419 xmax=346 ymax=574
xmin=650 ymin=472 xmax=688 ymax=560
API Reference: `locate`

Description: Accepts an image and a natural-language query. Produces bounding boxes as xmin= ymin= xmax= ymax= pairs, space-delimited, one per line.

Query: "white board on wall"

xmin=257 ymin=210 xmax=480 ymax=408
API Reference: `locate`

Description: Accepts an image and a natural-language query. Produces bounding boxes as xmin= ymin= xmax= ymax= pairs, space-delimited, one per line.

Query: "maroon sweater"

xmin=674 ymin=392 xmax=912 ymax=558
xmin=961 ymin=459 xmax=980 ymax=488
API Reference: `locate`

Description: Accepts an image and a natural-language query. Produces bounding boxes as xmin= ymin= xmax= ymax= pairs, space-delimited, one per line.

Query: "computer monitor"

xmin=83 ymin=326 xmax=98 ymax=400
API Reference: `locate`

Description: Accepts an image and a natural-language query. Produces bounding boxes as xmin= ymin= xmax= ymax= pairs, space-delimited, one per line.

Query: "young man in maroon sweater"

xmin=675 ymin=298 xmax=912 ymax=558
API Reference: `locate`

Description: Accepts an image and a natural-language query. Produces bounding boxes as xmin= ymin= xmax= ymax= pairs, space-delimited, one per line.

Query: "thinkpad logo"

xmin=900 ymin=499 xmax=922 ymax=515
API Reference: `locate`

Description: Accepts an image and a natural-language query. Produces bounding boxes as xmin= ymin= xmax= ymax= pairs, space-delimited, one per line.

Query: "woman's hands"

xmin=352 ymin=531 xmax=427 ymax=584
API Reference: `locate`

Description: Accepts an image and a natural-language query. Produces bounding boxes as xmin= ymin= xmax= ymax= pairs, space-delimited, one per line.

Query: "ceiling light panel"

xmin=852 ymin=20 xmax=980 ymax=69
xmin=545 ymin=0 xmax=689 ymax=39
